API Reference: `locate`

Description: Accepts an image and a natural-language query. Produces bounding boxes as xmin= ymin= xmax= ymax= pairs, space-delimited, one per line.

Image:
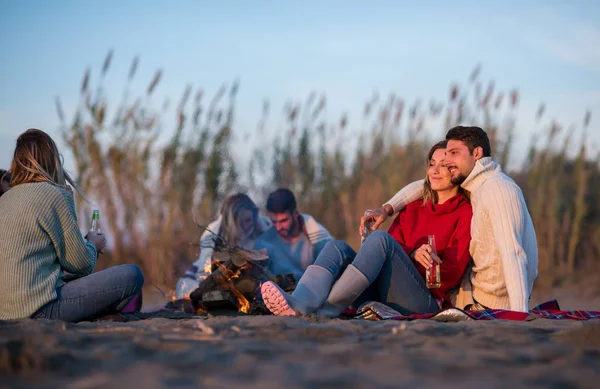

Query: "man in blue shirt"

xmin=255 ymin=188 xmax=332 ymax=281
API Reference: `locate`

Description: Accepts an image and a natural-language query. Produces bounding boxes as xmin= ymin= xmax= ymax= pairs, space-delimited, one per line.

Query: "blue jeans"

xmin=31 ymin=264 xmax=144 ymax=322
xmin=318 ymin=231 xmax=439 ymax=314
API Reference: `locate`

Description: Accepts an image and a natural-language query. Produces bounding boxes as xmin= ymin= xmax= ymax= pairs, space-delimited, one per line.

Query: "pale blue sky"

xmin=1 ymin=0 xmax=599 ymax=172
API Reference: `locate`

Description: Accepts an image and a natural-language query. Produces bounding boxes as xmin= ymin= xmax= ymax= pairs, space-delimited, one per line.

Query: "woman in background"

xmin=0 ymin=129 xmax=144 ymax=322
xmin=175 ymin=193 xmax=272 ymax=299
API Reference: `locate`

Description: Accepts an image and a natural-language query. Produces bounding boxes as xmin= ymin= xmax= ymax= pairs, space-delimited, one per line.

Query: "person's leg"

xmin=261 ymin=240 xmax=356 ymax=315
xmin=175 ymin=275 xmax=201 ymax=300
xmin=31 ymin=264 xmax=144 ymax=322
xmin=360 ymin=231 xmax=438 ymax=314
xmin=311 ymin=240 xmax=355 ymax=280
xmin=317 ymin=231 xmax=438 ymax=317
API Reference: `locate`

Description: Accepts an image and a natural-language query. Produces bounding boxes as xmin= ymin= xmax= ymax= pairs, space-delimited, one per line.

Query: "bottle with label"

xmin=426 ymin=234 xmax=441 ymax=288
xmin=89 ymin=210 xmax=101 ymax=235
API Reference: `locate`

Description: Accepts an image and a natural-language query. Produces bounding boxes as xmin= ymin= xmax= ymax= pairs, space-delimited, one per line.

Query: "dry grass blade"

xmin=55 ymin=97 xmax=65 ymax=123
xmin=81 ymin=68 xmax=90 ymax=94
xmin=102 ymin=49 xmax=113 ymax=76
xmin=129 ymin=56 xmax=139 ymax=80
xmin=147 ymin=69 xmax=162 ymax=95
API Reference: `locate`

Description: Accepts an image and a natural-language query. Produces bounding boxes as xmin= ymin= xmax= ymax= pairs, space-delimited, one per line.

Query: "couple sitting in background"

xmin=175 ymin=189 xmax=332 ymax=299
xmin=261 ymin=125 xmax=538 ymax=317
xmin=0 ymin=129 xmax=144 ymax=322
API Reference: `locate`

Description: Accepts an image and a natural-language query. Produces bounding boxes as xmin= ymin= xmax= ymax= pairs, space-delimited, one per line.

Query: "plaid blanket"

xmin=354 ymin=300 xmax=600 ymax=321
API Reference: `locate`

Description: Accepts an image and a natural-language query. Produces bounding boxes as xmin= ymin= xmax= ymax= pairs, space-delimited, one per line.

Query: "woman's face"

xmin=238 ymin=209 xmax=256 ymax=237
xmin=428 ymin=148 xmax=455 ymax=192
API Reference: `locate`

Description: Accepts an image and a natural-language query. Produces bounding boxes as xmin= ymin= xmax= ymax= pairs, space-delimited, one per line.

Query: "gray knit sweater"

xmin=0 ymin=182 xmax=97 ymax=320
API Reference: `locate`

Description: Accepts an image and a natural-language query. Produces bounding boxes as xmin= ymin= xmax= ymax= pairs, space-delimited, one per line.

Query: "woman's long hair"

xmin=219 ymin=193 xmax=261 ymax=247
xmin=422 ymin=140 xmax=468 ymax=205
xmin=9 ymin=129 xmax=79 ymax=193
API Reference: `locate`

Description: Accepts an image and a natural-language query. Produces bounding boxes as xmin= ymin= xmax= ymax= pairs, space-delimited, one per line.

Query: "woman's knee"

xmin=115 ymin=264 xmax=145 ymax=290
xmin=365 ymin=230 xmax=394 ymax=248
xmin=324 ymin=239 xmax=352 ymax=253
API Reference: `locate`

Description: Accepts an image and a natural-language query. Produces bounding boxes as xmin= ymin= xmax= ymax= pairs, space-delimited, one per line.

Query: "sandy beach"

xmin=2 ymin=308 xmax=599 ymax=389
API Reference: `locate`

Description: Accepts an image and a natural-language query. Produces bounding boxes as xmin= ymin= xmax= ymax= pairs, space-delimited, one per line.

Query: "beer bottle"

xmin=89 ymin=210 xmax=101 ymax=235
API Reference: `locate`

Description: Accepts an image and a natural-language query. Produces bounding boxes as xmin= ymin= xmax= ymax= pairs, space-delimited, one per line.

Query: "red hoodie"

xmin=387 ymin=193 xmax=472 ymax=308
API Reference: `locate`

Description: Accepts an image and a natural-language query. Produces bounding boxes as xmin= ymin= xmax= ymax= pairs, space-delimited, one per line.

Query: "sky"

xmin=1 ymin=0 xmax=599 ymax=173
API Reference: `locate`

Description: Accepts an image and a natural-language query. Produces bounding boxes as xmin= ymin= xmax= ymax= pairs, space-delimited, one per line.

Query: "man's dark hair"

xmin=446 ymin=126 xmax=492 ymax=157
xmin=266 ymin=188 xmax=297 ymax=214
xmin=0 ymin=169 xmax=10 ymax=197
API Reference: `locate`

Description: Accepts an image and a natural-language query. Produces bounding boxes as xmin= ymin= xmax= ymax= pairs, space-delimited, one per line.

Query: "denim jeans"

xmin=31 ymin=264 xmax=144 ymax=322
xmin=318 ymin=231 xmax=439 ymax=315
xmin=311 ymin=240 xmax=354 ymax=279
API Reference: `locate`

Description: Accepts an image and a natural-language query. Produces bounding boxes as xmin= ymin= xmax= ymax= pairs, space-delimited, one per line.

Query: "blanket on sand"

xmin=355 ymin=300 xmax=600 ymax=321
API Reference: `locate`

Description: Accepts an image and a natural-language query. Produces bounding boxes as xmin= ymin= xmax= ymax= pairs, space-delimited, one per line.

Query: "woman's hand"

xmin=411 ymin=244 xmax=442 ymax=269
xmin=87 ymin=233 xmax=107 ymax=254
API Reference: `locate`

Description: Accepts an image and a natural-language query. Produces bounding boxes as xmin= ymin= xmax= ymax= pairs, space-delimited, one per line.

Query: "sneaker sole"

xmin=261 ymin=282 xmax=296 ymax=316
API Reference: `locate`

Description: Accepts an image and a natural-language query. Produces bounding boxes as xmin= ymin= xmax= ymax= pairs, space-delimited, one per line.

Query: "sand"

xmin=2 ymin=309 xmax=600 ymax=389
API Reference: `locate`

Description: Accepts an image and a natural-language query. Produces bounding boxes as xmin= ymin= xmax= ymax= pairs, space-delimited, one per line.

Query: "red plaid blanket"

xmin=354 ymin=300 xmax=600 ymax=321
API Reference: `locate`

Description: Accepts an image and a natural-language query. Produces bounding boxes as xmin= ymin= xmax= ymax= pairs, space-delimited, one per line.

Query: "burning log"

xmin=187 ymin=220 xmax=297 ymax=314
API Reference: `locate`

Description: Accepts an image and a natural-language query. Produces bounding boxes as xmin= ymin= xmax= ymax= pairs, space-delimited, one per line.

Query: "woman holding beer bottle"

xmin=261 ymin=140 xmax=472 ymax=316
xmin=0 ymin=129 xmax=144 ymax=322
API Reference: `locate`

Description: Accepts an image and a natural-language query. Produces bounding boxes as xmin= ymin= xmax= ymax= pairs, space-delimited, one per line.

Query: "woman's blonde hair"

xmin=219 ymin=193 xmax=261 ymax=246
xmin=9 ymin=129 xmax=79 ymax=193
xmin=422 ymin=140 xmax=467 ymax=205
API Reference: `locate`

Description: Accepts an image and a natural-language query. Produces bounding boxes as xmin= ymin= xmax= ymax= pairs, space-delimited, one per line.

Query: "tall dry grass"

xmin=56 ymin=52 xmax=598 ymax=290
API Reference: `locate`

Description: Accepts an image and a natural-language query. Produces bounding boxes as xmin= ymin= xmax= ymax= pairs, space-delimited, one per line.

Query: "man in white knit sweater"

xmin=362 ymin=126 xmax=538 ymax=312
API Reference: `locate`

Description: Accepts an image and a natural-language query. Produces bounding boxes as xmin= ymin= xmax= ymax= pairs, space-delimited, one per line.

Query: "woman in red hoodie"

xmin=262 ymin=140 xmax=472 ymax=316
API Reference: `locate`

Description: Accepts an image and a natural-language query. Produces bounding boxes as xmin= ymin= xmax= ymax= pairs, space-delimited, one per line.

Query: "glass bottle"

xmin=361 ymin=209 xmax=374 ymax=243
xmin=89 ymin=210 xmax=101 ymax=235
xmin=426 ymin=234 xmax=441 ymax=288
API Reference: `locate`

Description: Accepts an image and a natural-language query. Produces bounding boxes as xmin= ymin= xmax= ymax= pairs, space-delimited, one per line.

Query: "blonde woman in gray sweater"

xmin=0 ymin=129 xmax=144 ymax=322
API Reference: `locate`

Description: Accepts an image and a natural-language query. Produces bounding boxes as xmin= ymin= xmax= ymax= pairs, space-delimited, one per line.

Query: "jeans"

xmin=31 ymin=264 xmax=144 ymax=322
xmin=311 ymin=239 xmax=354 ymax=279
xmin=320 ymin=231 xmax=439 ymax=315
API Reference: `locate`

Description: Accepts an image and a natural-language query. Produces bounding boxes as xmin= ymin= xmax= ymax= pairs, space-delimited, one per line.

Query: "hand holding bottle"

xmin=86 ymin=210 xmax=106 ymax=254
xmin=359 ymin=205 xmax=392 ymax=237
xmin=411 ymin=244 xmax=442 ymax=269
xmin=87 ymin=233 xmax=107 ymax=253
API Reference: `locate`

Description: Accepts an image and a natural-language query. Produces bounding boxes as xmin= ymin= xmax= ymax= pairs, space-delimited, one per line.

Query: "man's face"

xmin=444 ymin=140 xmax=480 ymax=186
xmin=268 ymin=210 xmax=298 ymax=239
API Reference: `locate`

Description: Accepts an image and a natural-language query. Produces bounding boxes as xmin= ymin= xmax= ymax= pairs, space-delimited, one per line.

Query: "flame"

xmin=194 ymin=305 xmax=207 ymax=314
xmin=214 ymin=262 xmax=252 ymax=314
xmin=163 ymin=289 xmax=177 ymax=302
xmin=232 ymin=289 xmax=251 ymax=314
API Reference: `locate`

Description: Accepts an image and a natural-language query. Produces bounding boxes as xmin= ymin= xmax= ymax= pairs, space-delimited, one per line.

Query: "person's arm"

xmin=438 ymin=212 xmax=472 ymax=294
xmin=387 ymin=210 xmax=409 ymax=253
xmin=42 ymin=187 xmax=97 ymax=276
xmin=485 ymin=182 xmax=531 ymax=312
xmin=383 ymin=179 xmax=425 ymax=215
xmin=362 ymin=180 xmax=425 ymax=233
xmin=192 ymin=219 xmax=221 ymax=274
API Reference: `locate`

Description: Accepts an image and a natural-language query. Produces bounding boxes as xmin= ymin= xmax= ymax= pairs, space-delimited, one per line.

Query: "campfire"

xmin=171 ymin=220 xmax=296 ymax=314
